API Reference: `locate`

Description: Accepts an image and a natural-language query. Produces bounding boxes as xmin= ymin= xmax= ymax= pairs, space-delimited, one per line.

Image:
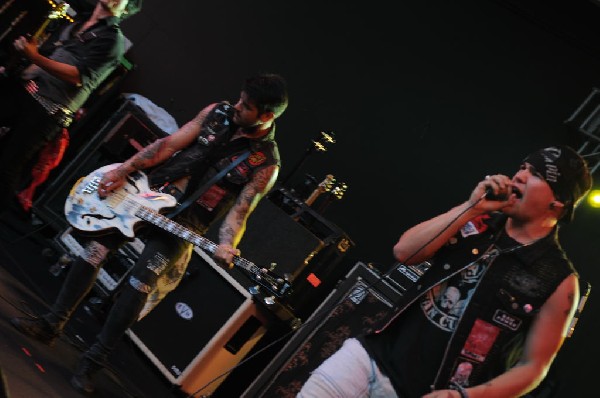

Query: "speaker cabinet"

xmin=126 ymin=249 xmax=272 ymax=397
xmin=32 ymin=97 xmax=168 ymax=231
xmin=211 ymin=189 xmax=355 ymax=321
xmin=207 ymin=198 xmax=325 ymax=283
xmin=241 ymin=262 xmax=402 ymax=397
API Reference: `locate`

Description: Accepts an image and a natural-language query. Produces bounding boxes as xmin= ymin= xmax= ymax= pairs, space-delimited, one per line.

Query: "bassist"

xmin=10 ymin=72 xmax=289 ymax=395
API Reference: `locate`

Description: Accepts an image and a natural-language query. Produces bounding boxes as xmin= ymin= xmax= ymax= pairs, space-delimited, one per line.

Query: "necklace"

xmin=481 ymin=227 xmax=543 ymax=264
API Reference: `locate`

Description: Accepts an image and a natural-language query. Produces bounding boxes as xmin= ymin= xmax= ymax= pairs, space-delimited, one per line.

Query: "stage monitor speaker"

xmin=241 ymin=262 xmax=402 ymax=397
xmin=126 ymin=249 xmax=272 ymax=397
xmin=32 ymin=96 xmax=168 ymax=231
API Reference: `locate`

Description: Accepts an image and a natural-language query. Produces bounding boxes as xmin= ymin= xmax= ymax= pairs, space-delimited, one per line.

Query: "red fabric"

xmin=17 ymin=128 xmax=70 ymax=212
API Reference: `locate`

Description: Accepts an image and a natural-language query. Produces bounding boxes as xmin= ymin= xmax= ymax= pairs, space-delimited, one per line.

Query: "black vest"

xmin=373 ymin=213 xmax=575 ymax=391
xmin=148 ymin=101 xmax=280 ymax=229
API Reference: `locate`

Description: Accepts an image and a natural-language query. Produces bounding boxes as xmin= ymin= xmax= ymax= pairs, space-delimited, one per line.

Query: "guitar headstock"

xmin=319 ymin=174 xmax=336 ymax=193
xmin=304 ymin=174 xmax=336 ymax=206
xmin=49 ymin=2 xmax=70 ymax=20
xmin=331 ymin=182 xmax=348 ymax=200
xmin=251 ymin=267 xmax=292 ymax=297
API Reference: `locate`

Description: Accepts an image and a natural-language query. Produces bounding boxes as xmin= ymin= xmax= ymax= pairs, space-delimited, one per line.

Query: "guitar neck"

xmin=32 ymin=18 xmax=52 ymax=41
xmin=304 ymin=188 xmax=323 ymax=206
xmin=134 ymin=206 xmax=261 ymax=275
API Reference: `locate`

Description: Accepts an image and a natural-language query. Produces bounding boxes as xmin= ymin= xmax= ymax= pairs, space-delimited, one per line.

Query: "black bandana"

xmin=523 ymin=145 xmax=592 ymax=221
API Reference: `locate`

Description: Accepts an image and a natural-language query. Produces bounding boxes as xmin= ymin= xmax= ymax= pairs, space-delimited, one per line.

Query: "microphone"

xmin=484 ymin=187 xmax=508 ymax=201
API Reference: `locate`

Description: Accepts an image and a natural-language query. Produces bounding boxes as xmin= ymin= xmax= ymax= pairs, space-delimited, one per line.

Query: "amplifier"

xmin=241 ymin=262 xmax=401 ymax=397
xmin=127 ymin=248 xmax=273 ymax=397
xmin=266 ymin=188 xmax=355 ymax=320
xmin=204 ymin=190 xmax=354 ymax=321
xmin=32 ymin=96 xmax=168 ymax=231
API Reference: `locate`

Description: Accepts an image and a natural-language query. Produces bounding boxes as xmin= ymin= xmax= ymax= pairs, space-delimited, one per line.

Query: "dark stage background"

xmin=42 ymin=0 xmax=600 ymax=396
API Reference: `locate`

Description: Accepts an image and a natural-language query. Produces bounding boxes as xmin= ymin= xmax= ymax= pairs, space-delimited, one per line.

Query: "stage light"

xmin=587 ymin=189 xmax=600 ymax=208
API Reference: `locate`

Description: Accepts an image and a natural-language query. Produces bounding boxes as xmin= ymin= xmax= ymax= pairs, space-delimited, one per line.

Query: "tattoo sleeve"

xmin=119 ymin=138 xmax=169 ymax=174
xmin=218 ymin=166 xmax=278 ymax=247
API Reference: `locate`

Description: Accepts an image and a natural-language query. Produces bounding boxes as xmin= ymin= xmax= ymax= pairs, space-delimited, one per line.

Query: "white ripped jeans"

xmin=297 ymin=337 xmax=399 ymax=398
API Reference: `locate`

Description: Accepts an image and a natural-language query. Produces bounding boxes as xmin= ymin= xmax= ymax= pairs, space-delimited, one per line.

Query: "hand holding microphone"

xmin=485 ymin=186 xmax=508 ymax=201
xmin=483 ymin=174 xmax=512 ymax=201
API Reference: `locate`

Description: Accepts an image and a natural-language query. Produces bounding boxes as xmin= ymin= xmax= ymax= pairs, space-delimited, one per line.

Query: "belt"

xmin=25 ymin=81 xmax=74 ymax=128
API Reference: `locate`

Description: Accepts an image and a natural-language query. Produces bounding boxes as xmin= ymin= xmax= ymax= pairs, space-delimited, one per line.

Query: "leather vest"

xmin=375 ymin=213 xmax=575 ymax=390
xmin=148 ymin=101 xmax=280 ymax=228
xmin=148 ymin=102 xmax=238 ymax=186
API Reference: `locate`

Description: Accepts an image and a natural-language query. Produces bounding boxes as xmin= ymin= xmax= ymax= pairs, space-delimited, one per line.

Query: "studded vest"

xmin=372 ymin=213 xmax=576 ymax=391
xmin=148 ymin=101 xmax=280 ymax=229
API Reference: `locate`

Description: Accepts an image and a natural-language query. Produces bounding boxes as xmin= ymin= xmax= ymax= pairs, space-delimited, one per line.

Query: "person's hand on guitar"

xmin=13 ymin=36 xmax=40 ymax=62
xmin=97 ymin=168 xmax=129 ymax=198
xmin=213 ymin=243 xmax=240 ymax=269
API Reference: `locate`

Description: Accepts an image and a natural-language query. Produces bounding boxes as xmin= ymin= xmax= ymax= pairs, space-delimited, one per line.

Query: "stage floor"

xmin=0 ymin=208 xmax=188 ymax=398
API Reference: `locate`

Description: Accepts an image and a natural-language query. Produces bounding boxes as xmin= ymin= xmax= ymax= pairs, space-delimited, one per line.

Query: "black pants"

xmin=46 ymin=226 xmax=193 ymax=361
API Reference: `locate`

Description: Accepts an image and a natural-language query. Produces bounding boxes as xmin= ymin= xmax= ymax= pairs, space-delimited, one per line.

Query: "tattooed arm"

xmin=213 ymin=164 xmax=279 ymax=268
xmin=423 ymin=274 xmax=580 ymax=398
xmin=97 ymin=104 xmax=215 ymax=196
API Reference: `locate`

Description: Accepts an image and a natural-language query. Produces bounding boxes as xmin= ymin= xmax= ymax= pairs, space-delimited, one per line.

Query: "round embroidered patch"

xmin=249 ymin=152 xmax=267 ymax=165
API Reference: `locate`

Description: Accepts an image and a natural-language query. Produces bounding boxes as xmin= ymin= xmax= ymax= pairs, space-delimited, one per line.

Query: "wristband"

xmin=454 ymin=385 xmax=469 ymax=398
xmin=451 ymin=383 xmax=469 ymax=398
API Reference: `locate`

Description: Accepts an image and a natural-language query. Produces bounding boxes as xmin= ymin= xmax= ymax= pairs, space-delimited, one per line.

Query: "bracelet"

xmin=452 ymin=384 xmax=469 ymax=398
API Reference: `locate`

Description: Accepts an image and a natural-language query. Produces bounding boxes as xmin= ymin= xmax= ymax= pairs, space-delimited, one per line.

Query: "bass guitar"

xmin=64 ymin=163 xmax=292 ymax=298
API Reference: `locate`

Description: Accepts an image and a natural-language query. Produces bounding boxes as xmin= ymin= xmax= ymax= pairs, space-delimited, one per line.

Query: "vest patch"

xmin=492 ymin=309 xmax=522 ymax=331
xmin=248 ymin=151 xmax=267 ymax=166
xmin=197 ymin=184 xmax=227 ymax=211
xmin=460 ymin=221 xmax=479 ymax=237
xmin=460 ymin=319 xmax=500 ymax=362
xmin=450 ymin=359 xmax=476 ymax=387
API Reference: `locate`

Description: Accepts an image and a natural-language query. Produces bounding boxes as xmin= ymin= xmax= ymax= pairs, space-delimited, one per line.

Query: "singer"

xmin=298 ymin=145 xmax=592 ymax=398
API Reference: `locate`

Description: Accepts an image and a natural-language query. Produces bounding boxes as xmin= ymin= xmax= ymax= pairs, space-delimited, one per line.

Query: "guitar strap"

xmin=164 ymin=150 xmax=250 ymax=219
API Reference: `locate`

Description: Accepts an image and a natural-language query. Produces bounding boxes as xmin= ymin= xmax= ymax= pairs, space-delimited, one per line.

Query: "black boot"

xmin=10 ymin=316 xmax=60 ymax=346
xmin=70 ymin=354 xmax=104 ymax=395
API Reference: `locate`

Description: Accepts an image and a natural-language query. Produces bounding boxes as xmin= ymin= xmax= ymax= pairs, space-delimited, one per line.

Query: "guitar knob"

xmin=263 ymin=296 xmax=276 ymax=305
xmin=248 ymin=285 xmax=261 ymax=295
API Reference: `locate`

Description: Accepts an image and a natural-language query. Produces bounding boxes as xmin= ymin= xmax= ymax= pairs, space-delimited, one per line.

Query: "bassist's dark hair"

xmin=242 ymin=73 xmax=289 ymax=118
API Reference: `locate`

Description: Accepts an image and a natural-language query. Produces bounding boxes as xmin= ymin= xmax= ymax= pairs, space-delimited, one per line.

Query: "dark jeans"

xmin=46 ymin=226 xmax=193 ymax=361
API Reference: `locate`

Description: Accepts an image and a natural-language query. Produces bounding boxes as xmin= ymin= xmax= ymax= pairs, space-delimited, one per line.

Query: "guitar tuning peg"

xmin=269 ymin=262 xmax=277 ymax=271
xmin=332 ymin=183 xmax=348 ymax=200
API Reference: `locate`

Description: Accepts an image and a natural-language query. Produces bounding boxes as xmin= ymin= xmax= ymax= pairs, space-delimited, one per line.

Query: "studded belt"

xmin=25 ymin=81 xmax=74 ymax=128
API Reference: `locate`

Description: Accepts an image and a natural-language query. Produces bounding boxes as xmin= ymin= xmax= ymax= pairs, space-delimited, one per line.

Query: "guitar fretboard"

xmin=132 ymin=203 xmax=288 ymax=295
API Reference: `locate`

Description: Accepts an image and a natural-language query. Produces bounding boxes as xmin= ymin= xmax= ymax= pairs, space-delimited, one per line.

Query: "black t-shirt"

xmin=360 ymin=226 xmax=522 ymax=397
xmin=362 ymin=301 xmax=448 ymax=397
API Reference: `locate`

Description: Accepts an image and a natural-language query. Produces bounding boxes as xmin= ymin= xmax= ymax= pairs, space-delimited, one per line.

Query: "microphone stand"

xmin=281 ymin=131 xmax=335 ymax=187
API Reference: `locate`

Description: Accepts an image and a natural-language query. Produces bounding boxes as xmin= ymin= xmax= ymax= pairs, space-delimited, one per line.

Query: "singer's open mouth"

xmin=512 ymin=187 xmax=523 ymax=199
